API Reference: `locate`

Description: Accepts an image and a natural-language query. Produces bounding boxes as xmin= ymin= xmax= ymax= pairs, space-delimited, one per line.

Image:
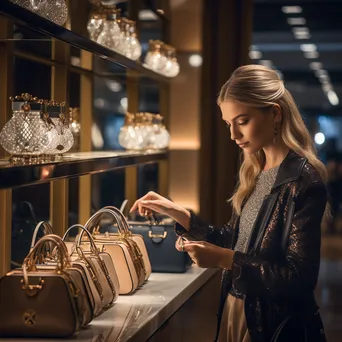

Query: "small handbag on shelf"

xmin=0 ymin=235 xmax=88 ymax=337
xmin=62 ymin=224 xmax=119 ymax=315
xmin=84 ymin=207 xmax=146 ymax=294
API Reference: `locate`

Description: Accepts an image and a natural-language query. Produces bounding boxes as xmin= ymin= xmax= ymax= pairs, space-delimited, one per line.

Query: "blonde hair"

xmin=218 ymin=65 xmax=329 ymax=225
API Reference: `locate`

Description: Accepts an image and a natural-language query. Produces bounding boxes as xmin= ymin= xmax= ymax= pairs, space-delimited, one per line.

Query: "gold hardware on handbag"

xmin=148 ymin=230 xmax=168 ymax=239
xmin=0 ymin=235 xmax=86 ymax=337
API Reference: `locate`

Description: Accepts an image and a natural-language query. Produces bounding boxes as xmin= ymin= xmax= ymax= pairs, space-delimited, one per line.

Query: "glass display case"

xmin=0 ymin=0 xmax=171 ymax=276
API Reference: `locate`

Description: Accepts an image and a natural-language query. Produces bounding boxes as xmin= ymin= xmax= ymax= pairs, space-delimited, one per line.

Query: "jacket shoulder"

xmin=298 ymin=162 xmax=326 ymax=194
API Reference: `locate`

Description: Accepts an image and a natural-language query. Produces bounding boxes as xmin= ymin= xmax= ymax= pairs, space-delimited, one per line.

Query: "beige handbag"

xmin=101 ymin=205 xmax=152 ymax=281
xmin=30 ymin=221 xmax=54 ymax=251
xmin=63 ymin=224 xmax=119 ymax=315
xmin=0 ymin=235 xmax=86 ymax=337
xmin=84 ymin=208 xmax=146 ymax=294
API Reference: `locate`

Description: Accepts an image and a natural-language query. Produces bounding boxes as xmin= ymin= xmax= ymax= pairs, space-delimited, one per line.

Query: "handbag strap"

xmin=30 ymin=221 xmax=54 ymax=250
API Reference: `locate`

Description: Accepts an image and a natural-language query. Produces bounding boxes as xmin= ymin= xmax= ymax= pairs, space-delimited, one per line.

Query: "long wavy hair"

xmin=218 ymin=64 xmax=329 ymax=226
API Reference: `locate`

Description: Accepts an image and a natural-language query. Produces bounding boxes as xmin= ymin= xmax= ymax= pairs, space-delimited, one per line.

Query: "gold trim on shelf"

xmin=0 ymin=189 xmax=12 ymax=276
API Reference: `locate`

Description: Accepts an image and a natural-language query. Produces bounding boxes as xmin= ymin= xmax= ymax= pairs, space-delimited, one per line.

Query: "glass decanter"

xmin=97 ymin=7 xmax=121 ymax=51
xmin=163 ymin=45 xmax=180 ymax=77
xmin=11 ymin=0 xmax=68 ymax=26
xmin=120 ymin=19 xmax=142 ymax=60
xmin=0 ymin=97 xmax=52 ymax=158
xmin=87 ymin=8 xmax=105 ymax=42
xmin=44 ymin=106 xmax=74 ymax=158
xmin=151 ymin=114 xmax=170 ymax=149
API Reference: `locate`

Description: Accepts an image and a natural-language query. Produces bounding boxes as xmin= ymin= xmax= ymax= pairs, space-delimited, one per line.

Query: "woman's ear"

xmin=272 ymin=104 xmax=282 ymax=123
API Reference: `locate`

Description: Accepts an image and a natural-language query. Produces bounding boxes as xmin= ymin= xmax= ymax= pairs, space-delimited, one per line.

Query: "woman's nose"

xmin=230 ymin=125 xmax=242 ymax=141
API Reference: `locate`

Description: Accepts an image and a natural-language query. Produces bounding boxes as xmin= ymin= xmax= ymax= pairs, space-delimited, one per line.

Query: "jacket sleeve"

xmin=174 ymin=211 xmax=233 ymax=248
xmin=231 ymin=181 xmax=327 ymax=298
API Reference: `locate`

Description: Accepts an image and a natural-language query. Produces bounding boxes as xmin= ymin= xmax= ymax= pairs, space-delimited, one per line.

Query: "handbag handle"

xmin=62 ymin=224 xmax=99 ymax=257
xmin=84 ymin=208 xmax=128 ymax=237
xmin=23 ymin=234 xmax=70 ymax=290
xmin=102 ymin=205 xmax=131 ymax=236
xmin=30 ymin=221 xmax=54 ymax=250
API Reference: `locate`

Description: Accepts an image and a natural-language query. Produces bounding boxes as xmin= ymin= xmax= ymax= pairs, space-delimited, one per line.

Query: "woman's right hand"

xmin=129 ymin=191 xmax=191 ymax=230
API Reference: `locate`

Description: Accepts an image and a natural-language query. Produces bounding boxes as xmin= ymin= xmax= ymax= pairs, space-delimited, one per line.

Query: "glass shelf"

xmin=0 ymin=150 xmax=167 ymax=189
xmin=0 ymin=1 xmax=169 ymax=83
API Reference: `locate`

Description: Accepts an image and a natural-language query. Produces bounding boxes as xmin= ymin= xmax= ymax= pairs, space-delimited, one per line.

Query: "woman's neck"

xmin=262 ymin=142 xmax=290 ymax=171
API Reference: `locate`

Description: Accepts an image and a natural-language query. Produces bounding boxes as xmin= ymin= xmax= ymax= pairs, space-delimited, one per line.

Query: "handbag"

xmin=63 ymin=224 xmax=119 ymax=314
xmin=101 ymin=205 xmax=152 ymax=281
xmin=84 ymin=208 xmax=146 ymax=294
xmin=127 ymin=220 xmax=191 ymax=273
xmin=0 ymin=235 xmax=85 ymax=337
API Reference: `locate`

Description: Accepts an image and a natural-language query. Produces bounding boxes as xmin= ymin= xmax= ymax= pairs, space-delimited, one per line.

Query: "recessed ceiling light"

xmin=327 ymin=90 xmax=339 ymax=106
xmin=292 ymin=27 xmax=310 ymax=34
xmin=304 ymin=51 xmax=319 ymax=59
xmin=322 ymin=83 xmax=333 ymax=92
xmin=287 ymin=17 xmax=306 ymax=25
xmin=315 ymin=69 xmax=328 ymax=77
xmin=249 ymin=50 xmax=262 ymax=59
xmin=300 ymin=44 xmax=317 ymax=52
xmin=309 ymin=62 xmax=323 ymax=70
xmin=259 ymin=60 xmax=273 ymax=68
xmin=282 ymin=6 xmax=302 ymax=14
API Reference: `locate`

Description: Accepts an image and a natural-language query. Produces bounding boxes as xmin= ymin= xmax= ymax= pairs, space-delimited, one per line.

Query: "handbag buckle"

xmin=148 ymin=231 xmax=167 ymax=239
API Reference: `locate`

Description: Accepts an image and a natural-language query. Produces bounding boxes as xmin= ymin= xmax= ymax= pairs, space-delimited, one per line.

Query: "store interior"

xmin=0 ymin=0 xmax=341 ymax=341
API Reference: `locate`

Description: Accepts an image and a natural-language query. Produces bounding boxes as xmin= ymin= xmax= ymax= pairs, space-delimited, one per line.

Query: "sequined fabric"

xmin=235 ymin=166 xmax=280 ymax=253
xmin=174 ymin=150 xmax=328 ymax=342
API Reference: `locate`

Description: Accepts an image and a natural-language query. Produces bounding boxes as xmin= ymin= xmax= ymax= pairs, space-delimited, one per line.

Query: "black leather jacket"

xmin=175 ymin=151 xmax=327 ymax=342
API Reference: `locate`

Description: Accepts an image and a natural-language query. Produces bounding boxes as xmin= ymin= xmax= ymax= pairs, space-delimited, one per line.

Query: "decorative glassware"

xmin=44 ymin=104 xmax=74 ymax=158
xmin=162 ymin=44 xmax=180 ymax=77
xmin=87 ymin=10 xmax=105 ymax=42
xmin=0 ymin=94 xmax=52 ymax=160
xmin=69 ymin=107 xmax=81 ymax=150
xmin=151 ymin=114 xmax=170 ymax=149
xmin=120 ymin=19 xmax=142 ymax=60
xmin=96 ymin=7 xmax=121 ymax=51
xmin=10 ymin=0 xmax=68 ymax=26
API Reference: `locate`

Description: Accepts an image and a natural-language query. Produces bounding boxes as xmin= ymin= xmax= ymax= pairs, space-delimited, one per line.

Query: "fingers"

xmin=129 ymin=191 xmax=160 ymax=213
xmin=182 ymin=241 xmax=205 ymax=253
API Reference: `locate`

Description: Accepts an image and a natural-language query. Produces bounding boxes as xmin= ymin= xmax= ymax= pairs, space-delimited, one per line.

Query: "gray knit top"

xmin=234 ymin=165 xmax=280 ymax=253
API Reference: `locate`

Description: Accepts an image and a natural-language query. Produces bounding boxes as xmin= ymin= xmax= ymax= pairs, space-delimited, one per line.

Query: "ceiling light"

xmin=189 ymin=54 xmax=203 ymax=67
xmin=315 ymin=69 xmax=328 ymax=77
xmin=292 ymin=27 xmax=309 ymax=34
xmin=259 ymin=60 xmax=273 ymax=68
xmin=120 ymin=97 xmax=128 ymax=110
xmin=304 ymin=51 xmax=319 ymax=59
xmin=139 ymin=9 xmax=158 ymax=20
xmin=282 ymin=6 xmax=302 ymax=14
xmin=287 ymin=17 xmax=306 ymax=25
xmin=319 ymin=74 xmax=330 ymax=82
xmin=314 ymin=132 xmax=325 ymax=145
xmin=327 ymin=90 xmax=339 ymax=106
xmin=300 ymin=44 xmax=317 ymax=52
xmin=309 ymin=62 xmax=323 ymax=70
xmin=322 ymin=83 xmax=333 ymax=92
xmin=249 ymin=50 xmax=262 ymax=59
xmin=294 ymin=32 xmax=311 ymax=40
xmin=106 ymin=80 xmax=122 ymax=92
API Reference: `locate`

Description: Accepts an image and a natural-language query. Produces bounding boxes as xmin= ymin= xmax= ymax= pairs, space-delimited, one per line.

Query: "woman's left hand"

xmin=176 ymin=240 xmax=235 ymax=269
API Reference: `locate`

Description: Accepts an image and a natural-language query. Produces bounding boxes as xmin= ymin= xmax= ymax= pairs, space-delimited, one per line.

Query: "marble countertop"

xmin=0 ymin=266 xmax=219 ymax=342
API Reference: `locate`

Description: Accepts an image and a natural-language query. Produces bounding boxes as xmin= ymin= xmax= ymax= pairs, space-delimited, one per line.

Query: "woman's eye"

xmin=238 ymin=120 xmax=248 ymax=126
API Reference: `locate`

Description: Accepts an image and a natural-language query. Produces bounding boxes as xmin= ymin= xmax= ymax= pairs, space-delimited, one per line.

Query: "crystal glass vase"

xmin=0 ymin=110 xmax=51 ymax=157
xmin=10 ymin=0 xmax=68 ymax=26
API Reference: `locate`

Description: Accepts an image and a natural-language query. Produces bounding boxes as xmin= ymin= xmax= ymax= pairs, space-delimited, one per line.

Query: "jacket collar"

xmin=272 ymin=149 xmax=307 ymax=191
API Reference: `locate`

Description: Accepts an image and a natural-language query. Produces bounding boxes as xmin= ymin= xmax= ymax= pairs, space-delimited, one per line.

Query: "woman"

xmin=130 ymin=65 xmax=328 ymax=342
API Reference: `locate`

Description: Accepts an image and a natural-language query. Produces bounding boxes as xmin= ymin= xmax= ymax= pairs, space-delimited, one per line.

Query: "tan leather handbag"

xmin=63 ymin=224 xmax=119 ymax=314
xmin=0 ymin=235 xmax=86 ymax=337
xmin=101 ymin=205 xmax=152 ymax=281
xmin=30 ymin=221 xmax=54 ymax=251
xmin=84 ymin=208 xmax=146 ymax=294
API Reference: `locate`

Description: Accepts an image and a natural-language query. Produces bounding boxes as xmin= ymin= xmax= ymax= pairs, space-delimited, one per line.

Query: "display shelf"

xmin=0 ymin=1 xmax=169 ymax=83
xmin=0 ymin=150 xmax=167 ymax=189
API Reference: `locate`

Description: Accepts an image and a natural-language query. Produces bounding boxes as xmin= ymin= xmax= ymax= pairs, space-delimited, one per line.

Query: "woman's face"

xmin=220 ymin=101 xmax=276 ymax=154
